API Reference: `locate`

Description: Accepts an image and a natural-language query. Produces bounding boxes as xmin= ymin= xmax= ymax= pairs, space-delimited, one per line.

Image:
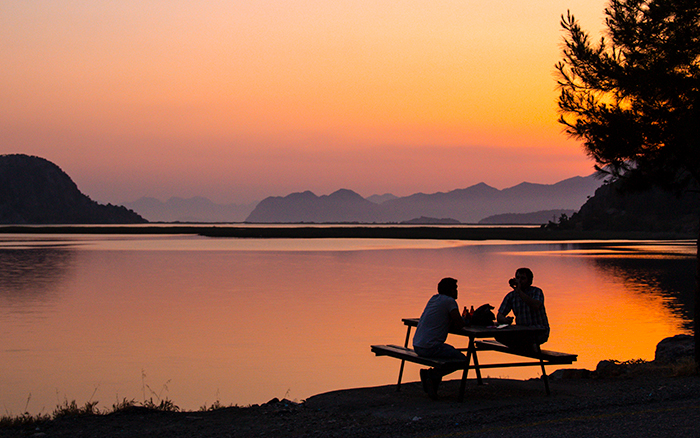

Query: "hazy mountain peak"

xmin=509 ymin=181 xmax=542 ymax=189
xmin=367 ymin=193 xmax=398 ymax=204
xmin=470 ymin=182 xmax=497 ymax=189
xmin=166 ymin=196 xmax=215 ymax=207
xmin=325 ymin=189 xmax=366 ymax=201
xmin=124 ymin=195 xmax=256 ymax=222
xmin=284 ymin=190 xmax=318 ymax=201
xmin=442 ymin=182 xmax=500 ymax=199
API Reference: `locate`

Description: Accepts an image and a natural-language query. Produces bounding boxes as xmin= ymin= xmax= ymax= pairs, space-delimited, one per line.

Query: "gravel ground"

xmin=3 ymin=367 xmax=699 ymax=438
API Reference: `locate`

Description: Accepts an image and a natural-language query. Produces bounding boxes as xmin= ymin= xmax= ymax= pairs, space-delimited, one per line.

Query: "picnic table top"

xmin=401 ymin=317 xmax=546 ymax=338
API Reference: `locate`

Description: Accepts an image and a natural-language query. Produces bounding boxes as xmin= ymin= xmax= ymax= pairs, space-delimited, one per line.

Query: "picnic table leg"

xmin=397 ymin=360 xmax=406 ymax=391
xmin=403 ymin=325 xmax=412 ymax=348
xmin=471 ymin=339 xmax=483 ymax=385
xmin=458 ymin=337 xmax=475 ymax=402
xmin=396 ymin=324 xmax=413 ymax=391
xmin=536 ymin=345 xmax=551 ymax=396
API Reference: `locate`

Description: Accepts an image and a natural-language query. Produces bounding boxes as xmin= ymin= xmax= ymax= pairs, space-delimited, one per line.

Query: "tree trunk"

xmin=696 ymin=215 xmax=700 ymax=372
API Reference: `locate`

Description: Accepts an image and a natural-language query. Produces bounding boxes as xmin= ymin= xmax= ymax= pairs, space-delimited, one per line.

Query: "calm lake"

xmin=0 ymin=232 xmax=695 ymax=415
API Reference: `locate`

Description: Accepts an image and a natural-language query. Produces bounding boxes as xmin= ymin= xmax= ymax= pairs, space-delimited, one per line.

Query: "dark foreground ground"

xmin=3 ymin=367 xmax=699 ymax=438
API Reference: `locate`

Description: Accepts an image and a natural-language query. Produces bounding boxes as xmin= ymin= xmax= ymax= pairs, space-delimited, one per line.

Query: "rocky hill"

xmin=554 ymin=178 xmax=700 ymax=234
xmin=0 ymin=154 xmax=146 ymax=224
xmin=245 ymin=175 xmax=602 ymax=223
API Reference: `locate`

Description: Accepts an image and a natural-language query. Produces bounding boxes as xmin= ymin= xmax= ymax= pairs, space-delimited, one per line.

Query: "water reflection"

xmin=0 ymin=248 xmax=75 ymax=302
xmin=592 ymin=257 xmax=695 ymax=330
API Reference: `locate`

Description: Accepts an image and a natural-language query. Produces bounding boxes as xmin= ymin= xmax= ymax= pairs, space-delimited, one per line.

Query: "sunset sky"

xmin=2 ymin=1 xmax=608 ymax=204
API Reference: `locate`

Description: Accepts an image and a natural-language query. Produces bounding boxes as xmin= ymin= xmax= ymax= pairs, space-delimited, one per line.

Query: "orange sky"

xmin=1 ymin=1 xmax=608 ymax=204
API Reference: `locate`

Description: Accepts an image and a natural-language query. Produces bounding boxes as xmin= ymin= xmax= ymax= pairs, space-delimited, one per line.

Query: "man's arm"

xmin=497 ymin=293 xmax=513 ymax=325
xmin=449 ymin=308 xmax=465 ymax=330
xmin=518 ymin=288 xmax=543 ymax=311
xmin=497 ymin=312 xmax=513 ymax=325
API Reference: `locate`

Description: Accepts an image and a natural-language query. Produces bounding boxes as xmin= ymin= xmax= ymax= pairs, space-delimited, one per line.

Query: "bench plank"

xmin=474 ymin=340 xmax=577 ymax=364
xmin=371 ymin=344 xmax=468 ymax=369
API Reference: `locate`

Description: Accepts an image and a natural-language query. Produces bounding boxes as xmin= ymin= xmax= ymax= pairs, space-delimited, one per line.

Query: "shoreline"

xmin=0 ymin=224 xmax=694 ymax=240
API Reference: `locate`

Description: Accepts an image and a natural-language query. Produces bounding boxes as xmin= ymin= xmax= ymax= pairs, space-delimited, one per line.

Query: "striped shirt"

xmin=498 ymin=286 xmax=549 ymax=329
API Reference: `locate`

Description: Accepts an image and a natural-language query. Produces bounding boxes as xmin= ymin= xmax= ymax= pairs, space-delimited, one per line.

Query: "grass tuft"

xmin=142 ymin=398 xmax=180 ymax=412
xmin=111 ymin=397 xmax=138 ymax=413
xmin=52 ymin=400 xmax=101 ymax=418
xmin=199 ymin=399 xmax=233 ymax=411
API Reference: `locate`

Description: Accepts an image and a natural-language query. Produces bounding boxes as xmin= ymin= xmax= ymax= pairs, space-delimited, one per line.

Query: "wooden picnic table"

xmin=372 ymin=318 xmax=577 ymax=400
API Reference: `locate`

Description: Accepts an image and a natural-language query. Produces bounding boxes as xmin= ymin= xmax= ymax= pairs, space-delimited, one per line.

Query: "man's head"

xmin=437 ymin=277 xmax=458 ymax=299
xmin=515 ymin=268 xmax=533 ymax=289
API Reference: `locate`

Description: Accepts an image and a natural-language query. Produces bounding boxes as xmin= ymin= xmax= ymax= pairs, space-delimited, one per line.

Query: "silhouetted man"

xmin=413 ymin=277 xmax=465 ymax=399
xmin=496 ymin=267 xmax=550 ymax=350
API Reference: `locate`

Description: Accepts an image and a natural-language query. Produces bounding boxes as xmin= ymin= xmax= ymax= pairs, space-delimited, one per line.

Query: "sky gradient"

xmin=2 ymin=1 xmax=608 ymax=204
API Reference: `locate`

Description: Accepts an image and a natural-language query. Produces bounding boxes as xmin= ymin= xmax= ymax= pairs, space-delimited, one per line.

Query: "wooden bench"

xmin=371 ymin=344 xmax=469 ymax=375
xmin=475 ymin=339 xmax=578 ymax=364
xmin=473 ymin=339 xmax=578 ymax=395
xmin=371 ymin=319 xmax=578 ymax=400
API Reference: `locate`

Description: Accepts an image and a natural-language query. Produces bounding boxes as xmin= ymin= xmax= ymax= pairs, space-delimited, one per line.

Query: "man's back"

xmin=413 ymin=294 xmax=457 ymax=350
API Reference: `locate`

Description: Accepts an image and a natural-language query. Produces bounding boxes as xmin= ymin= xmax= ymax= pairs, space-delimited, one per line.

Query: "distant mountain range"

xmin=0 ymin=154 xmax=146 ymax=224
xmin=0 ymin=153 xmax=602 ymax=225
xmin=124 ymin=175 xmax=601 ymax=224
xmin=123 ymin=197 xmax=256 ymax=223
xmin=245 ymin=175 xmax=603 ymax=223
